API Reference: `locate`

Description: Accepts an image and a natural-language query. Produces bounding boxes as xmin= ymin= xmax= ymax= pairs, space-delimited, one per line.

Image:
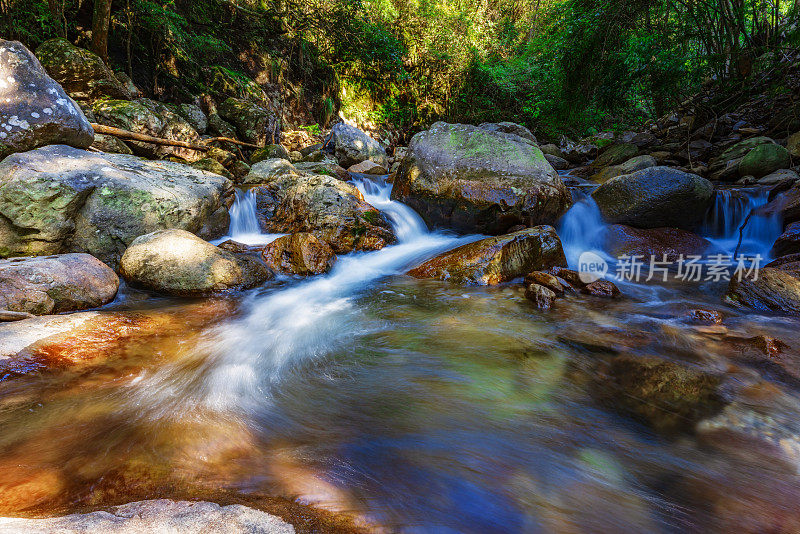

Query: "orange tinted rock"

xmin=261 ymin=233 xmax=335 ymax=275
xmin=408 ymin=226 xmax=567 ymax=285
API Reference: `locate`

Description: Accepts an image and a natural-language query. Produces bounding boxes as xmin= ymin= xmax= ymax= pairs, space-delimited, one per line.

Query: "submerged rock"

xmin=324 ymin=122 xmax=388 ymax=168
xmin=0 ymin=499 xmax=295 ymax=533
xmin=525 ymin=283 xmax=557 ymax=309
xmin=253 ymin=173 xmax=394 ymax=253
xmin=0 ymin=40 xmax=94 ymax=159
xmin=0 ymin=145 xmax=231 ymax=268
xmin=119 ymin=229 xmax=268 ymax=295
xmin=0 ymin=253 xmax=118 ymax=314
xmin=594 ymin=354 xmax=725 ymax=433
xmin=408 ymin=226 xmax=567 ymax=285
xmin=261 ymin=233 xmax=336 ymax=275
xmin=34 ymin=38 xmax=131 ymax=102
xmin=591 ymin=166 xmax=713 ymax=230
xmin=392 ymin=122 xmax=571 ymax=234
xmin=603 ymin=225 xmax=711 ymax=261
xmin=582 ymin=279 xmax=621 ymax=298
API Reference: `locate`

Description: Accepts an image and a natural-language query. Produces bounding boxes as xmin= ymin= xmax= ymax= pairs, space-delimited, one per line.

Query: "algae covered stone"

xmin=0 ymin=145 xmax=231 ymax=268
xmin=392 ymin=122 xmax=571 ymax=234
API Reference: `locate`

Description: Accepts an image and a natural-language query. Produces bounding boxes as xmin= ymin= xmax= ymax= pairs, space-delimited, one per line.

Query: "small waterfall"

xmin=135 ymin=175 xmax=475 ymax=413
xmin=229 ymin=189 xmax=261 ymax=236
xmin=214 ymin=189 xmax=285 ymax=246
xmin=557 ymin=188 xmax=609 ymax=269
xmin=702 ymin=188 xmax=781 ymax=258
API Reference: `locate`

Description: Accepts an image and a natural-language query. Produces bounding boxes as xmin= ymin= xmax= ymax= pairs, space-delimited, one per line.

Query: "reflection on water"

xmin=1 ymin=179 xmax=799 ymax=532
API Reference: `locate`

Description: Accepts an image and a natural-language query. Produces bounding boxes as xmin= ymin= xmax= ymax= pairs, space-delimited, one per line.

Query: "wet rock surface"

xmin=592 ymin=166 xmax=713 ymax=230
xmin=408 ymin=226 xmax=567 ymax=285
xmin=0 ymin=500 xmax=295 ymax=534
xmin=261 ymin=233 xmax=336 ymax=275
xmin=252 ymin=173 xmax=395 ymax=253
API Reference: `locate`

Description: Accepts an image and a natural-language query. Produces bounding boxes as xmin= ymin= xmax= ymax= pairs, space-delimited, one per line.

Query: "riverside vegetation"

xmin=2 ymin=0 xmax=800 ymax=532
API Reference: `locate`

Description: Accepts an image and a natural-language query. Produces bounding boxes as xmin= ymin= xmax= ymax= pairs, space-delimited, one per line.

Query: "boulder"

xmin=562 ymin=141 xmax=598 ymax=163
xmin=90 ymin=133 xmax=132 ymax=155
xmin=348 ymin=160 xmax=388 ymax=175
xmin=120 ymin=229 xmax=268 ymax=295
xmin=582 ymin=279 xmax=621 ymax=298
xmin=758 ymin=169 xmax=799 ymax=185
xmin=773 ymin=222 xmax=800 ymax=258
xmin=0 ymin=253 xmax=118 ymax=314
xmin=242 ymin=158 xmax=298 ymax=184
xmin=708 ymin=137 xmax=777 ymax=180
xmin=407 ymin=226 xmax=567 ymax=285
xmin=594 ymin=354 xmax=724 ymax=433
xmin=525 ymin=283 xmax=556 ymax=309
xmin=0 ymin=499 xmax=294 ymax=533
xmin=177 ymin=103 xmax=207 ymax=134
xmin=604 ymin=225 xmax=711 ymax=261
xmin=592 ymin=142 xmax=638 ymax=168
xmin=0 ymin=145 xmax=231 ymax=268
xmin=0 ymin=40 xmax=94 ymax=159
xmin=250 ymin=144 xmax=290 ymax=164
xmin=592 ymin=155 xmax=657 ymax=183
xmin=293 ymin=161 xmax=349 ymax=181
xmin=591 ymin=167 xmax=713 ymax=230
xmin=190 ymin=158 xmax=234 ymax=180
xmin=478 ymin=122 xmax=537 ymax=144
xmin=739 ymin=143 xmax=791 ymax=178
xmin=726 ymin=265 xmax=800 ymax=314
xmin=392 ymin=122 xmax=571 ymax=234
xmin=92 ymin=98 xmax=203 ymax=161
xmin=261 ymin=233 xmax=336 ymax=275
xmin=539 ymin=144 xmax=563 ymax=158
xmin=324 ymin=122 xmax=388 ymax=168
xmin=218 ymin=97 xmax=278 ymax=146
xmin=253 ymin=173 xmax=394 ymax=253
xmin=544 ymin=154 xmax=569 ymax=170
xmin=34 ymin=38 xmax=131 ymax=102
xmin=788 ymin=131 xmax=800 ymax=158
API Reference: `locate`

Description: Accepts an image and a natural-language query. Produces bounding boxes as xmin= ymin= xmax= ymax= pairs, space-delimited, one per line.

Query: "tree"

xmin=92 ymin=0 xmax=112 ymax=63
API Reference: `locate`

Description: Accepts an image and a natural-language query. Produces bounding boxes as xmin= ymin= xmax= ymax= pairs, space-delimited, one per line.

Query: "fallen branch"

xmin=90 ymin=123 xmax=262 ymax=152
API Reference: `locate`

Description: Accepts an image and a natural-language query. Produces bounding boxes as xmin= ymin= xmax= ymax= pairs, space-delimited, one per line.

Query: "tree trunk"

xmin=92 ymin=0 xmax=113 ymax=64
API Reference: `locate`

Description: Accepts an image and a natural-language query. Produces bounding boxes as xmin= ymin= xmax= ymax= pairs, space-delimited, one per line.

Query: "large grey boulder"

xmin=253 ymin=172 xmax=395 ymax=253
xmin=0 ymin=499 xmax=295 ymax=533
xmin=391 ymin=122 xmax=571 ymax=234
xmin=0 ymin=40 xmax=94 ymax=159
xmin=0 ymin=253 xmax=118 ymax=314
xmin=242 ymin=158 xmax=298 ymax=184
xmin=120 ymin=229 xmax=269 ymax=295
xmin=34 ymin=38 xmax=131 ymax=102
xmin=591 ymin=166 xmax=713 ymax=230
xmin=324 ymin=122 xmax=388 ymax=168
xmin=0 ymin=145 xmax=232 ymax=268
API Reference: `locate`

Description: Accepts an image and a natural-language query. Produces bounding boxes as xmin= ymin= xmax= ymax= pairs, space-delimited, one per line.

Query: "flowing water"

xmin=213 ymin=188 xmax=285 ymax=246
xmin=1 ymin=177 xmax=799 ymax=532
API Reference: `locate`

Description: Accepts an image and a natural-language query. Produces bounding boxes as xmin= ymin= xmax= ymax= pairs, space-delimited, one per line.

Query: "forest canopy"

xmin=2 ymin=0 xmax=798 ymax=136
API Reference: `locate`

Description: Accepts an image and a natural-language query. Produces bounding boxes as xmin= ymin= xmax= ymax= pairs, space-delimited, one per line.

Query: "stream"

xmin=0 ymin=177 xmax=799 ymax=532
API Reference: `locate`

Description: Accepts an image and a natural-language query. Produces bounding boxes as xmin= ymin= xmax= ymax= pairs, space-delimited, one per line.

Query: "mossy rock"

xmin=738 ymin=143 xmax=791 ymax=178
